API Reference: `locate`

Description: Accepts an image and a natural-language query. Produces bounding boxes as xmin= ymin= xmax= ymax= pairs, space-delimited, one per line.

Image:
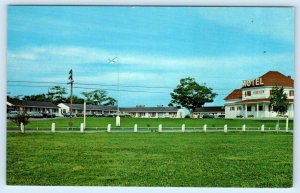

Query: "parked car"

xmin=7 ymin=111 xmax=19 ymax=119
xmin=218 ymin=114 xmax=225 ymax=118
xmin=28 ymin=112 xmax=43 ymax=118
xmin=43 ymin=112 xmax=56 ymax=118
xmin=94 ymin=113 xmax=103 ymax=117
xmin=63 ymin=112 xmax=75 ymax=117
xmin=202 ymin=114 xmax=214 ymax=118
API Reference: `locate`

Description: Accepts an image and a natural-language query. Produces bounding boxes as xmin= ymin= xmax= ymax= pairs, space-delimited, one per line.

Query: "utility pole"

xmin=68 ymin=69 xmax=74 ymax=129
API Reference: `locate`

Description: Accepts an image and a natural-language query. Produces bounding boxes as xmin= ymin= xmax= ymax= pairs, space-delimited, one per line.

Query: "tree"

xmin=66 ymin=95 xmax=85 ymax=104
xmin=169 ymin=77 xmax=217 ymax=116
xmin=47 ymin=86 xmax=67 ymax=104
xmin=269 ymin=86 xmax=289 ymax=129
xmin=22 ymin=94 xmax=50 ymax=102
xmin=11 ymin=112 xmax=30 ymax=133
xmin=81 ymin=90 xmax=117 ymax=106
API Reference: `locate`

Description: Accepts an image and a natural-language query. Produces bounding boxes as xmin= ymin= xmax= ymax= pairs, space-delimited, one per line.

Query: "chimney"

xmin=287 ymin=75 xmax=291 ymax=79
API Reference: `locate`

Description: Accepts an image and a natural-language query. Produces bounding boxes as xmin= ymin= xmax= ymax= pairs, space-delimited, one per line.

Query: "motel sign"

xmin=242 ymin=77 xmax=264 ymax=88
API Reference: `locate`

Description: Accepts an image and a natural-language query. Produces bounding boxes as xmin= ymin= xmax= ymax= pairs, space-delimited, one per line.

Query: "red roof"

xmin=234 ymin=98 xmax=294 ymax=104
xmin=248 ymin=71 xmax=293 ymax=88
xmin=224 ymin=89 xmax=242 ymax=100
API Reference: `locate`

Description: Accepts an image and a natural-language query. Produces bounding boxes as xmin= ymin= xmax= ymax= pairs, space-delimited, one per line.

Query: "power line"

xmin=7 ymin=80 xmax=236 ymax=90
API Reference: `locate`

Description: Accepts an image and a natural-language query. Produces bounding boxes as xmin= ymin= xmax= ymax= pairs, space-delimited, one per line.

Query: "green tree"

xmin=22 ymin=94 xmax=50 ymax=102
xmin=169 ymin=77 xmax=217 ymax=116
xmin=81 ymin=90 xmax=117 ymax=106
xmin=11 ymin=112 xmax=30 ymax=133
xmin=66 ymin=95 xmax=85 ymax=104
xmin=269 ymin=86 xmax=289 ymax=129
xmin=47 ymin=86 xmax=67 ymax=104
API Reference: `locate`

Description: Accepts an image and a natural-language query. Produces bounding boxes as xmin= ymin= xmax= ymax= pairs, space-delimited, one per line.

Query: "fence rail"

xmin=7 ymin=122 xmax=293 ymax=133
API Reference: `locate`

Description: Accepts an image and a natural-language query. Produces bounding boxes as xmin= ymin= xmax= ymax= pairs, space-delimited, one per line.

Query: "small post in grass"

xmin=134 ymin=124 xmax=138 ymax=132
xmin=51 ymin=123 xmax=55 ymax=133
xmin=20 ymin=122 xmax=24 ymax=133
xmin=242 ymin=124 xmax=246 ymax=132
xmin=107 ymin=124 xmax=111 ymax=132
xmin=224 ymin=124 xmax=227 ymax=133
xmin=261 ymin=124 xmax=264 ymax=132
xmin=203 ymin=124 xmax=207 ymax=132
xmin=182 ymin=124 xmax=185 ymax=132
xmin=285 ymin=117 xmax=289 ymax=132
xmin=158 ymin=124 xmax=162 ymax=132
xmin=80 ymin=123 xmax=84 ymax=133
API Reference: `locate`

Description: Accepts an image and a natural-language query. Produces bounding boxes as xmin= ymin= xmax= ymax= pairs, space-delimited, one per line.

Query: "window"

xmin=290 ymin=90 xmax=294 ymax=96
xmin=269 ymin=105 xmax=273 ymax=112
xmin=246 ymin=91 xmax=251 ymax=96
xmin=230 ymin=107 xmax=235 ymax=111
xmin=247 ymin=106 xmax=251 ymax=111
xmin=270 ymin=90 xmax=272 ymax=95
xmin=258 ymin=105 xmax=263 ymax=111
xmin=237 ymin=106 xmax=242 ymax=110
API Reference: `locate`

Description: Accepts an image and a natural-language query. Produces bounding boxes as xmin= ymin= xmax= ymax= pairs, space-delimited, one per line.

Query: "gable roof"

xmin=7 ymin=99 xmax=59 ymax=108
xmin=119 ymin=107 xmax=179 ymax=112
xmin=62 ymin=103 xmax=117 ymax=111
xmin=224 ymin=89 xmax=242 ymax=100
xmin=261 ymin=71 xmax=294 ymax=87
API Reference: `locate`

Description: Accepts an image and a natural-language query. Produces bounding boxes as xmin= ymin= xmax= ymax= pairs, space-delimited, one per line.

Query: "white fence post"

xmin=203 ymin=124 xmax=207 ymax=132
xmin=261 ymin=124 xmax=264 ymax=132
xmin=182 ymin=124 xmax=185 ymax=132
xmin=224 ymin=124 xmax=227 ymax=133
xmin=107 ymin=124 xmax=111 ymax=132
xmin=51 ymin=123 xmax=55 ymax=133
xmin=80 ymin=123 xmax=84 ymax=133
xmin=116 ymin=116 xmax=121 ymax=127
xmin=242 ymin=124 xmax=246 ymax=132
xmin=286 ymin=118 xmax=289 ymax=132
xmin=158 ymin=124 xmax=162 ymax=132
xmin=134 ymin=124 xmax=138 ymax=132
xmin=20 ymin=122 xmax=24 ymax=133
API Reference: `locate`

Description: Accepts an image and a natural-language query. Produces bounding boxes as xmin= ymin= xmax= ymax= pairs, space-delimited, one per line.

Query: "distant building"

xmin=7 ymin=98 xmax=59 ymax=114
xmin=224 ymin=71 xmax=294 ymax=119
xmin=193 ymin=106 xmax=225 ymax=118
xmin=58 ymin=103 xmax=117 ymax=116
xmin=120 ymin=106 xmax=179 ymax=118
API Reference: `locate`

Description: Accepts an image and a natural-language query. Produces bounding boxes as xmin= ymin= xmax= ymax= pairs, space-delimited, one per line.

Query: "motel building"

xmin=119 ymin=105 xmax=179 ymax=118
xmin=58 ymin=103 xmax=117 ymax=116
xmin=224 ymin=71 xmax=294 ymax=119
xmin=7 ymin=98 xmax=59 ymax=115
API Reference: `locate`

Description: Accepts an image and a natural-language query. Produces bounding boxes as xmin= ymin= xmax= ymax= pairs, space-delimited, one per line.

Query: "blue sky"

xmin=7 ymin=6 xmax=294 ymax=107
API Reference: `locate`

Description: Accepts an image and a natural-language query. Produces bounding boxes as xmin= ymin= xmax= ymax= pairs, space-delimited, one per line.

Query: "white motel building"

xmin=224 ymin=71 xmax=294 ymax=119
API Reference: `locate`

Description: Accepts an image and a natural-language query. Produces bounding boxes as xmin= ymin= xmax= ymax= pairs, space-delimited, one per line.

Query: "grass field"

xmin=7 ymin=132 xmax=293 ymax=187
xmin=7 ymin=117 xmax=293 ymax=131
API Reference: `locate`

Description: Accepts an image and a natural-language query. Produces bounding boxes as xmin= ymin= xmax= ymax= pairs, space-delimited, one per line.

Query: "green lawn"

xmin=7 ymin=117 xmax=293 ymax=131
xmin=7 ymin=132 xmax=293 ymax=187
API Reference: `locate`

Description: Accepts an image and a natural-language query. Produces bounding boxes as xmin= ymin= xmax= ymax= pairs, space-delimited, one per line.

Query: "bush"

xmin=248 ymin=115 xmax=254 ymax=118
xmin=185 ymin=115 xmax=190 ymax=118
xmin=11 ymin=112 xmax=30 ymax=132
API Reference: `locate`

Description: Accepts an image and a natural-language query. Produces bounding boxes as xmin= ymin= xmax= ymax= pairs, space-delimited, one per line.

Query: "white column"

xmin=134 ymin=124 xmax=138 ymax=132
xmin=51 ymin=123 xmax=55 ymax=133
xmin=83 ymin=101 xmax=86 ymax=129
xmin=107 ymin=124 xmax=111 ymax=132
xmin=224 ymin=124 xmax=227 ymax=133
xmin=20 ymin=122 xmax=24 ymax=133
xmin=116 ymin=116 xmax=120 ymax=127
xmin=256 ymin=104 xmax=259 ymax=118
xmin=182 ymin=124 xmax=185 ymax=132
xmin=80 ymin=123 xmax=84 ymax=133
xmin=286 ymin=118 xmax=289 ymax=132
xmin=261 ymin=124 xmax=264 ymax=132
xmin=245 ymin=104 xmax=247 ymax=118
xmin=158 ymin=124 xmax=162 ymax=132
xmin=203 ymin=124 xmax=207 ymax=132
xmin=242 ymin=124 xmax=246 ymax=131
